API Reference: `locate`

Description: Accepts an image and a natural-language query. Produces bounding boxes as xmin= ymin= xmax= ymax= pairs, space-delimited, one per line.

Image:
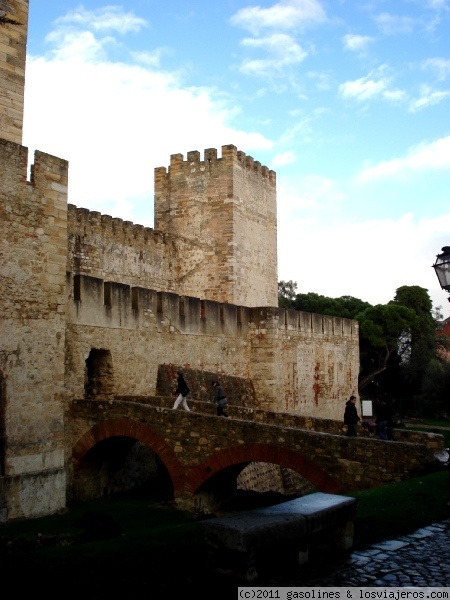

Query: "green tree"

xmin=392 ymin=285 xmax=434 ymax=361
xmin=421 ymin=358 xmax=450 ymax=417
xmin=392 ymin=285 xmax=449 ymax=415
xmin=356 ymin=303 xmax=417 ymax=392
xmin=293 ymin=292 xmax=370 ymax=319
xmin=278 ymin=280 xmax=297 ymax=308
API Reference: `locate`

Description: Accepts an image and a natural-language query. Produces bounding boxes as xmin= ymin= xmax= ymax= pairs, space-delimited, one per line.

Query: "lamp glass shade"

xmin=433 ymin=247 xmax=450 ymax=291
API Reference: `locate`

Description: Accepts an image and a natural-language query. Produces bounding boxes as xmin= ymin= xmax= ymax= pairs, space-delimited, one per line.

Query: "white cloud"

xmin=23 ymin=10 xmax=272 ymax=227
xmin=409 ymin=87 xmax=450 ymax=112
xmin=339 ymin=76 xmax=388 ymax=101
xmin=239 ymin=33 xmax=308 ymax=75
xmin=374 ymin=12 xmax=415 ymax=35
xmin=342 ymin=34 xmax=374 ymax=52
xmin=384 ymin=89 xmax=407 ymax=102
xmin=278 ymin=115 xmax=316 ymax=145
xmin=272 ymin=151 xmax=297 ymax=166
xmin=277 ymin=173 xmax=344 ymax=218
xmin=357 ymin=136 xmax=450 ymax=182
xmin=278 ymin=207 xmax=450 ymax=312
xmin=230 ymin=0 xmax=327 ymax=35
xmin=131 ymin=48 xmax=169 ymax=68
xmin=241 ymin=33 xmax=305 ymax=57
xmin=422 ymin=57 xmax=450 ymax=80
xmin=339 ymin=69 xmax=405 ymax=103
xmin=55 ymin=6 xmax=147 ymax=34
xmin=40 ymin=6 xmax=148 ymax=63
xmin=426 ymin=0 xmax=449 ymax=8
xmin=45 ymin=29 xmax=110 ymax=62
xmin=22 ymin=3 xmax=450 ymax=320
xmin=306 ymin=70 xmax=331 ymax=91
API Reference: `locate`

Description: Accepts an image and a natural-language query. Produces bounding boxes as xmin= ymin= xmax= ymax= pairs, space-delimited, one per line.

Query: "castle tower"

xmin=0 ymin=0 xmax=28 ymax=144
xmin=0 ymin=0 xmax=68 ymax=521
xmin=154 ymin=145 xmax=278 ymax=307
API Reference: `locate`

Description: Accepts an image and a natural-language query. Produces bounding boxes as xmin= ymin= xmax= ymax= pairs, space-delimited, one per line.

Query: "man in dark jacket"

xmin=212 ymin=380 xmax=229 ymax=417
xmin=344 ymin=395 xmax=360 ymax=436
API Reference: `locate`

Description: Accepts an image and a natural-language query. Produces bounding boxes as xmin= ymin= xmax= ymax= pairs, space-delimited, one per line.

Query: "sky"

xmin=23 ymin=1 xmax=450 ymax=318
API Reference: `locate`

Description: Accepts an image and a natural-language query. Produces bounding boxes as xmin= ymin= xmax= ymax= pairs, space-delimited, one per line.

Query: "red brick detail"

xmin=185 ymin=443 xmax=342 ymax=494
xmin=72 ymin=418 xmax=187 ymax=491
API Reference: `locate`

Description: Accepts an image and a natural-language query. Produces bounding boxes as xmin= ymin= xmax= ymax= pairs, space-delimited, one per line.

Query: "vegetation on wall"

xmin=0 ymin=12 xmax=20 ymax=26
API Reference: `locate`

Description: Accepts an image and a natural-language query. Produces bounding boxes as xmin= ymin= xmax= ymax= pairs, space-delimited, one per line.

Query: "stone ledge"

xmin=200 ymin=492 xmax=357 ymax=581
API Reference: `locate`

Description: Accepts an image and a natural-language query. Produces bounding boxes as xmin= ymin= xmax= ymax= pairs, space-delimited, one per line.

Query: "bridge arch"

xmin=72 ymin=418 xmax=186 ymax=495
xmin=71 ymin=419 xmax=344 ymax=510
xmin=186 ymin=443 xmax=343 ymax=496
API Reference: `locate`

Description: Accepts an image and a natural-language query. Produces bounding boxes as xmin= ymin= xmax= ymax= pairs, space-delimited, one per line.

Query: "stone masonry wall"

xmin=69 ymin=399 xmax=438 ymax=501
xmin=154 ymin=145 xmax=278 ymax=307
xmin=0 ymin=0 xmax=28 ymax=145
xmin=156 ymin=364 xmax=256 ymax=406
xmin=65 ymin=274 xmax=358 ymax=421
xmin=0 ymin=141 xmax=67 ymax=520
xmin=67 ymin=204 xmax=222 ymax=298
xmin=67 ymin=146 xmax=277 ymax=311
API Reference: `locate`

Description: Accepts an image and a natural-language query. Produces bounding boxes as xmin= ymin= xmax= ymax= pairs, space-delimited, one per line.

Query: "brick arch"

xmin=72 ymin=418 xmax=186 ymax=493
xmin=185 ymin=443 xmax=343 ymax=495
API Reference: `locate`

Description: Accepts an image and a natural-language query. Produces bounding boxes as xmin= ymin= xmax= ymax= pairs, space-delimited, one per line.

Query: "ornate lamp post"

xmin=432 ymin=246 xmax=450 ymax=303
xmin=432 ymin=246 xmax=450 ymax=503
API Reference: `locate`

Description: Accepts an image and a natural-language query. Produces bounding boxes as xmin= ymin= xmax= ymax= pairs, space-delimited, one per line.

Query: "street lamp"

xmin=432 ymin=246 xmax=450 ymax=303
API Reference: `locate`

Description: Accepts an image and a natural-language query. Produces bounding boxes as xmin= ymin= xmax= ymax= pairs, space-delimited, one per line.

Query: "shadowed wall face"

xmin=156 ymin=364 xmax=256 ymax=407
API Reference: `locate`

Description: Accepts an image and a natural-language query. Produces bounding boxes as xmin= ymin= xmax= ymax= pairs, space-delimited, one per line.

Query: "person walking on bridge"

xmin=344 ymin=395 xmax=360 ymax=437
xmin=212 ymin=380 xmax=229 ymax=417
xmin=172 ymin=371 xmax=191 ymax=411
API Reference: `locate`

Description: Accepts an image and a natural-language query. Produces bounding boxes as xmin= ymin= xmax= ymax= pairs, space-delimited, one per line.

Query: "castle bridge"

xmin=0 ymin=3 xmax=443 ymax=523
xmin=68 ymin=397 xmax=441 ymax=511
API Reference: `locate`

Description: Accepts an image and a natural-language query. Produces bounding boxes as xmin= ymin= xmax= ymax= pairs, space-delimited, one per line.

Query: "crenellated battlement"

xmin=0 ymin=140 xmax=68 ymax=193
xmin=68 ymin=204 xmax=165 ymax=244
xmin=155 ymin=144 xmax=276 ymax=183
xmin=68 ymin=273 xmax=357 ymax=340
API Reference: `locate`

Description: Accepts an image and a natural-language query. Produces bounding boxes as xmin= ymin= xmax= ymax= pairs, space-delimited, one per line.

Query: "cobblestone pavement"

xmin=267 ymin=519 xmax=450 ymax=588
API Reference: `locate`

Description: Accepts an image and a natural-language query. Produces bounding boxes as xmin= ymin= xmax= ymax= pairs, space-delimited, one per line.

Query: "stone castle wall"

xmin=0 ymin=1 xmax=360 ymax=522
xmin=67 ymin=204 xmax=221 ymax=297
xmin=67 ymin=145 xmax=277 ymax=307
xmin=0 ymin=1 xmax=28 ymax=145
xmin=0 ymin=140 xmax=68 ymax=520
xmin=65 ymin=273 xmax=359 ymax=420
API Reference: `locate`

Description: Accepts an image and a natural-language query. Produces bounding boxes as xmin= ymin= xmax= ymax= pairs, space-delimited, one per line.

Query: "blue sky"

xmin=23 ymin=1 xmax=450 ymax=317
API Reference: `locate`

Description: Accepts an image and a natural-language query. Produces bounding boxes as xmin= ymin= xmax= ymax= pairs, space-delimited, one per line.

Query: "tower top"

xmin=155 ymin=144 xmax=276 ymax=183
xmin=154 ymin=144 xmax=278 ymax=307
